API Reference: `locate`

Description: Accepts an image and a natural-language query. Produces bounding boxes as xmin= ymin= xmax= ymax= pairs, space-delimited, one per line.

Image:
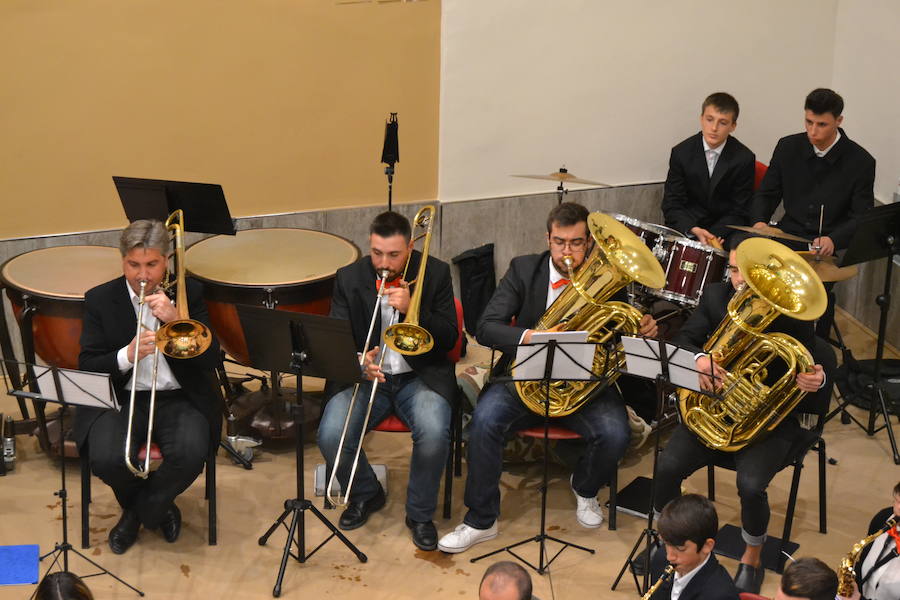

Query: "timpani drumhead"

xmin=186 ymin=228 xmax=359 ymax=292
xmin=1 ymin=246 xmax=122 ymax=301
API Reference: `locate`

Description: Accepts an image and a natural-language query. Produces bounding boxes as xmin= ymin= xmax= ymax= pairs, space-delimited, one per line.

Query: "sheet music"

xmin=33 ymin=367 xmax=119 ymax=410
xmin=512 ymin=330 xmax=595 ymax=382
xmin=620 ymin=336 xmax=706 ymax=393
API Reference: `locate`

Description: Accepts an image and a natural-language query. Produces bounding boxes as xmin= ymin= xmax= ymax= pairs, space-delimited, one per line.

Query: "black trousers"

xmin=653 ymin=417 xmax=802 ymax=544
xmin=87 ymin=390 xmax=209 ymax=528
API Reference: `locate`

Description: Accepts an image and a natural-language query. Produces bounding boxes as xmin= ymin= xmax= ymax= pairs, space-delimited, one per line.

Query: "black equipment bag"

xmin=452 ymin=243 xmax=496 ymax=335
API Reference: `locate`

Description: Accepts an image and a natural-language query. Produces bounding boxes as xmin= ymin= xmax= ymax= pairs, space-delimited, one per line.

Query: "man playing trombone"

xmin=75 ymin=219 xmax=220 ymax=555
xmin=317 ymin=210 xmax=458 ymax=551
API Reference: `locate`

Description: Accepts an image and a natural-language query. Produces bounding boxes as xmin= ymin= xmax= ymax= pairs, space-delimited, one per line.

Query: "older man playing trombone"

xmin=75 ymin=219 xmax=220 ymax=555
xmin=317 ymin=210 xmax=457 ymax=551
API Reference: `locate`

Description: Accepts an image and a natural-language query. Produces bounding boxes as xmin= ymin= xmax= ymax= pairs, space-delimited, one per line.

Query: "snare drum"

xmin=1 ymin=246 xmax=122 ymax=369
xmin=648 ymin=238 xmax=727 ymax=306
xmin=186 ymin=228 xmax=359 ymax=365
xmin=610 ymin=214 xmax=684 ymax=263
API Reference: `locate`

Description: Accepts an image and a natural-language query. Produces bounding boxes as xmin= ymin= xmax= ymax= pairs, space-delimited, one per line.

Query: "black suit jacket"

xmin=75 ymin=276 xmax=221 ymax=448
xmin=750 ymin=129 xmax=875 ymax=250
xmin=326 ymin=250 xmax=458 ymax=403
xmin=662 ymin=133 xmax=755 ymax=240
xmin=649 ymin=554 xmax=739 ymax=600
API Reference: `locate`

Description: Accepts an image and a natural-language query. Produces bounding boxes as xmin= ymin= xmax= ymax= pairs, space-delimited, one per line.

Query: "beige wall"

xmin=0 ymin=0 xmax=440 ymax=239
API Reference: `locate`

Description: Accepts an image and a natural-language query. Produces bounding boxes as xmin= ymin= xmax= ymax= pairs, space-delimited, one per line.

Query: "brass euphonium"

xmin=837 ymin=516 xmax=898 ymax=597
xmin=678 ymin=238 xmax=827 ymax=452
xmin=514 ymin=212 xmax=666 ymax=417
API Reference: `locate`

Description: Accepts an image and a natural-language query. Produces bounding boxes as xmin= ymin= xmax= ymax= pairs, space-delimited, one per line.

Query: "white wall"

xmin=832 ymin=0 xmax=900 ymax=203
xmin=439 ymin=0 xmax=838 ymax=202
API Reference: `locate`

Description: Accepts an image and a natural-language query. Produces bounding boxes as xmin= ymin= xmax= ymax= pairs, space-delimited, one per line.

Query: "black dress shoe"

xmin=159 ymin=504 xmax=182 ymax=543
xmin=338 ymin=485 xmax=386 ymax=530
xmin=109 ymin=509 xmax=141 ymax=555
xmin=734 ymin=562 xmax=765 ymax=594
xmin=405 ymin=517 xmax=437 ymax=551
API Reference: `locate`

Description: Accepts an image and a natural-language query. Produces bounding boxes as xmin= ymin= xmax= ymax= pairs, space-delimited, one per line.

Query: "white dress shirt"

xmin=376 ymin=290 xmax=412 ymax=376
xmin=116 ymin=281 xmax=180 ymax=391
xmin=670 ymin=554 xmax=710 ymax=600
xmin=703 ymin=137 xmax=727 ymax=177
xmin=860 ymin=528 xmax=900 ymax=600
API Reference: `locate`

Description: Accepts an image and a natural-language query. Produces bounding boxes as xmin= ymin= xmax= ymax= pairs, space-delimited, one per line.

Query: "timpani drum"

xmin=1 ymin=246 xmax=122 ymax=369
xmin=185 ymin=228 xmax=360 ymax=365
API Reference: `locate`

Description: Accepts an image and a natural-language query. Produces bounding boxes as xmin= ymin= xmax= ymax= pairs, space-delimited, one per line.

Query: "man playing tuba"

xmin=438 ymin=202 xmax=658 ymax=554
xmin=653 ymin=239 xmax=830 ymax=595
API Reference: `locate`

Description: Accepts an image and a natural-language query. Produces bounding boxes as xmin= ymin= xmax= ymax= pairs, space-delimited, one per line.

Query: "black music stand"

xmin=828 ymin=202 xmax=900 ymax=463
xmin=380 ymin=113 xmax=399 ymax=211
xmin=113 ymin=176 xmax=236 ymax=235
xmin=610 ymin=336 xmax=722 ymax=596
xmin=0 ymin=359 xmax=144 ymax=598
xmin=470 ymin=333 xmax=598 ymax=574
xmin=236 ymin=305 xmax=366 ymax=597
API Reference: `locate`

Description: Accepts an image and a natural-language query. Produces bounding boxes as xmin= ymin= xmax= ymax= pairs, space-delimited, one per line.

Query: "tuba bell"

xmin=514 ymin=212 xmax=666 ymax=417
xmin=677 ymin=237 xmax=827 ymax=452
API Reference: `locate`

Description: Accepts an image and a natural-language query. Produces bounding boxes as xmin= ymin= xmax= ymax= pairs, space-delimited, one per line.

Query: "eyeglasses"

xmin=550 ymin=237 xmax=588 ymax=250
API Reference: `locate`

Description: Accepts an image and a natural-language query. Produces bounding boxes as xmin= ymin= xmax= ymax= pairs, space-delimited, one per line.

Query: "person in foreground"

xmin=775 ymin=557 xmax=842 ymax=600
xmin=76 ymin=219 xmax=220 ymax=555
xmin=479 ymin=561 xmax=534 ymax=600
xmin=438 ymin=202 xmax=657 ymax=554
xmin=317 ymin=210 xmax=457 ymax=551
xmin=647 ymin=494 xmax=738 ymax=600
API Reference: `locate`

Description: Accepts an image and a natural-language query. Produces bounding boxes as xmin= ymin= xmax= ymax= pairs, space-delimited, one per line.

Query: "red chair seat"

xmin=137 ymin=443 xmax=163 ymax=462
xmin=517 ymin=426 xmax=582 ymax=440
xmin=373 ymin=414 xmax=409 ymax=432
xmin=739 ymin=594 xmax=772 ymax=600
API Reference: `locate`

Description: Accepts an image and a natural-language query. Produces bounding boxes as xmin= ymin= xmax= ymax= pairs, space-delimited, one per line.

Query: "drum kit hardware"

xmin=512 ymin=167 xmax=610 ymax=204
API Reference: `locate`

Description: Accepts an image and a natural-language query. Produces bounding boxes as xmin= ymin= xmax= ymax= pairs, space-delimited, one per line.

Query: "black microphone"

xmin=381 ymin=112 xmax=399 ymax=166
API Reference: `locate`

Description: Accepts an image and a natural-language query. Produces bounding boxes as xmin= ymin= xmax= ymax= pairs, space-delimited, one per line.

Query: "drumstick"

xmin=653 ymin=309 xmax=684 ymax=324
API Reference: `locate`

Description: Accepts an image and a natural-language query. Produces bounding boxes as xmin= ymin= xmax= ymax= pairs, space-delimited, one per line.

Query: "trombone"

xmin=124 ymin=210 xmax=213 ymax=478
xmin=326 ymin=206 xmax=436 ymax=507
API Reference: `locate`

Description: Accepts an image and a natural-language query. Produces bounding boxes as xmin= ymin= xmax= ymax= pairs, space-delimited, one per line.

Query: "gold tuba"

xmin=678 ymin=238 xmax=826 ymax=452
xmin=514 ymin=212 xmax=665 ymax=417
xmin=837 ymin=516 xmax=897 ymax=597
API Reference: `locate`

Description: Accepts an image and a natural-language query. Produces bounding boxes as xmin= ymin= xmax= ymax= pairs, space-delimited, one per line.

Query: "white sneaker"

xmin=571 ymin=475 xmax=604 ymax=528
xmin=437 ymin=522 xmax=498 ymax=553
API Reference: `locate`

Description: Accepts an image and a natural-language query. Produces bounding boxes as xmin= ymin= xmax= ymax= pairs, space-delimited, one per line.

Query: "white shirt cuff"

xmin=117 ymin=346 xmax=133 ymax=373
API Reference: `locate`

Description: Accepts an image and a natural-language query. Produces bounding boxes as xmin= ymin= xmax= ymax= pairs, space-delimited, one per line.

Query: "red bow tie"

xmin=888 ymin=523 xmax=900 ymax=553
xmin=551 ymin=278 xmax=570 ymax=290
xmin=376 ymin=278 xmax=403 ymax=291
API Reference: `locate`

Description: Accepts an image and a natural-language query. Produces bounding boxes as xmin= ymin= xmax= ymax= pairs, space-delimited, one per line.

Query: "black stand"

xmin=381 ymin=112 xmax=399 ymax=212
xmin=1 ymin=361 xmax=143 ymax=598
xmin=236 ymin=306 xmax=366 ymax=597
xmin=827 ymin=203 xmax=900 ymax=464
xmin=610 ymin=338 xmax=720 ymax=595
xmin=470 ymin=339 xmax=596 ymax=574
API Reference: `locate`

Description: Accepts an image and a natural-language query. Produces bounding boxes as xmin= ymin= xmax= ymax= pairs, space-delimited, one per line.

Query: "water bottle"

xmin=3 ymin=415 xmax=15 ymax=471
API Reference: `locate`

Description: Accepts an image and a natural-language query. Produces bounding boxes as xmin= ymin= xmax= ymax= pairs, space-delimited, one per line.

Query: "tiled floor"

xmin=0 ymin=308 xmax=898 ymax=599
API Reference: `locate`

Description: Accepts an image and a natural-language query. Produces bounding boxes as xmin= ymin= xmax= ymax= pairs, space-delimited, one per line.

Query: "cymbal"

xmin=797 ymin=251 xmax=859 ymax=282
xmin=727 ymin=225 xmax=811 ymax=244
xmin=512 ymin=168 xmax=610 ymax=187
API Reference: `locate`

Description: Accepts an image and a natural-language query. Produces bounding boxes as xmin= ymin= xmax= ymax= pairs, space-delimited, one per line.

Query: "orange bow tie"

xmin=551 ymin=278 xmax=570 ymax=290
xmin=376 ymin=278 xmax=403 ymax=291
xmin=888 ymin=523 xmax=900 ymax=553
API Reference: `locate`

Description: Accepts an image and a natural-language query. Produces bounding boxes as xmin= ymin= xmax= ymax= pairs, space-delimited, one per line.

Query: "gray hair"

xmin=119 ymin=220 xmax=170 ymax=257
xmin=480 ymin=561 xmax=532 ymax=600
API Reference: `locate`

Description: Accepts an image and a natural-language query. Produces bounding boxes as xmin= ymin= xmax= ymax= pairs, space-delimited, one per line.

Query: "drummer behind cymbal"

xmin=661 ymin=92 xmax=756 ymax=250
xmin=76 ymin=219 xmax=220 ymax=555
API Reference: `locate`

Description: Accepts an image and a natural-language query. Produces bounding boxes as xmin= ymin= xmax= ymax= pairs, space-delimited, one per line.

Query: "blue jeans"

xmin=463 ymin=382 xmax=629 ymax=529
xmin=317 ymin=373 xmax=451 ymax=522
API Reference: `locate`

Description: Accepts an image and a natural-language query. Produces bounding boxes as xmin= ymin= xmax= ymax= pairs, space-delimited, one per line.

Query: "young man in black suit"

xmin=751 ymin=88 xmax=875 ymax=337
xmin=649 ymin=494 xmax=739 ymax=600
xmin=438 ymin=202 xmax=658 ymax=554
xmin=317 ymin=211 xmax=457 ymax=551
xmin=652 ymin=243 xmax=828 ymax=594
xmin=751 ymin=88 xmax=875 ymax=258
xmin=77 ymin=219 xmax=221 ymax=555
xmin=662 ymin=92 xmax=756 ymax=249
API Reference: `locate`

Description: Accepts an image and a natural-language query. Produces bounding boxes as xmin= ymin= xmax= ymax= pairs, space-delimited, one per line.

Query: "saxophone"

xmin=514 ymin=212 xmax=665 ymax=417
xmin=677 ymin=238 xmax=827 ymax=452
xmin=837 ymin=516 xmax=898 ymax=597
xmin=641 ymin=564 xmax=675 ymax=600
